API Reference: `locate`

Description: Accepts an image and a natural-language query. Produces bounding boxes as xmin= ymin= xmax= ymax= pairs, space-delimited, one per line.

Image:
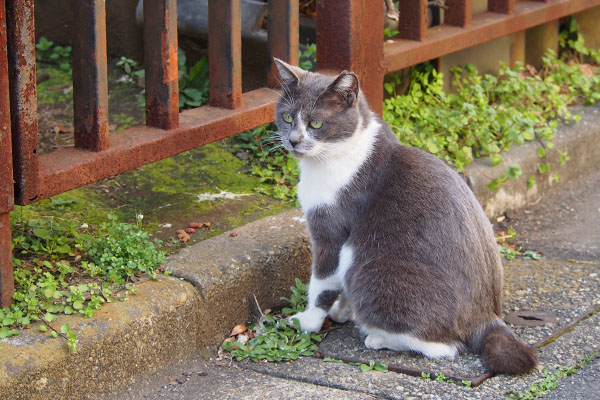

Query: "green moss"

xmin=36 ymin=64 xmax=73 ymax=105
xmin=16 ymin=141 xmax=292 ymax=252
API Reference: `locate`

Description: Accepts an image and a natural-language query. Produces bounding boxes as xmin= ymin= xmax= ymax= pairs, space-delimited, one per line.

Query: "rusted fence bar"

xmin=489 ymin=0 xmax=515 ymax=14
xmin=144 ymin=0 xmax=179 ymax=130
xmin=209 ymin=0 xmax=242 ymax=109
xmin=6 ymin=0 xmax=39 ymax=205
xmin=0 ymin=0 xmax=15 ymax=308
xmin=72 ymin=0 xmax=109 ymax=151
xmin=316 ymin=0 xmax=384 ymax=114
xmin=267 ymin=0 xmax=299 ymax=87
xmin=384 ymin=0 xmax=600 ymax=73
xmin=36 ymin=88 xmax=278 ymax=201
xmin=397 ymin=0 xmax=427 ymax=41
xmin=446 ymin=0 xmax=472 ymax=27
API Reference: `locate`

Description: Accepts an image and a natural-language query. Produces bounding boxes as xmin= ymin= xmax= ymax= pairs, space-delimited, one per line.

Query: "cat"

xmin=272 ymin=58 xmax=538 ymax=375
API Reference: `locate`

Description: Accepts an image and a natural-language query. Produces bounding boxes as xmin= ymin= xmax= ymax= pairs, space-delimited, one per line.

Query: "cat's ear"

xmin=273 ymin=58 xmax=305 ymax=87
xmin=324 ymin=71 xmax=360 ymax=107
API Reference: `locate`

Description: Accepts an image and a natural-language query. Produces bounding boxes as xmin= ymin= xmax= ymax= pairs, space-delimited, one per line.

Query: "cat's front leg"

xmin=289 ymin=274 xmax=341 ymax=333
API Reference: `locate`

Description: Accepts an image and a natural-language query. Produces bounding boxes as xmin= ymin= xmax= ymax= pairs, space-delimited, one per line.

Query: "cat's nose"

xmin=289 ymin=132 xmax=303 ymax=148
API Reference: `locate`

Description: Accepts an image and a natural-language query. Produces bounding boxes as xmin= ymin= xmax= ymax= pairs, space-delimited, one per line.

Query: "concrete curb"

xmin=1 ymin=104 xmax=599 ymax=399
xmin=465 ymin=104 xmax=600 ymax=217
xmin=0 ymin=278 xmax=202 ymax=399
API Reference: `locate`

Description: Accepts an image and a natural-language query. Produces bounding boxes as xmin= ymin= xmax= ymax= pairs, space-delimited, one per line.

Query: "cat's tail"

xmin=477 ymin=320 xmax=538 ymax=375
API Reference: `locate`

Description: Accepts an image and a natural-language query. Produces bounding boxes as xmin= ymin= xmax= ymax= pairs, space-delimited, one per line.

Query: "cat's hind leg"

xmin=362 ymin=327 xmax=459 ymax=359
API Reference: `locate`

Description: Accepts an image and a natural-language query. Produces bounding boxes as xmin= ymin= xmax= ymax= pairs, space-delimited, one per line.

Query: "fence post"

xmin=316 ymin=0 xmax=385 ymax=115
xmin=6 ymin=0 xmax=39 ymax=205
xmin=0 ymin=0 xmax=15 ymax=308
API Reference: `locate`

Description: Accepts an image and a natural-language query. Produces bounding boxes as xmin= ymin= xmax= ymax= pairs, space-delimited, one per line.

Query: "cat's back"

xmin=355 ymin=130 xmax=499 ymax=275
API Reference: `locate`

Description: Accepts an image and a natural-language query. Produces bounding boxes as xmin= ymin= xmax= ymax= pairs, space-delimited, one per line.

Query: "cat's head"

xmin=273 ymin=58 xmax=368 ymax=159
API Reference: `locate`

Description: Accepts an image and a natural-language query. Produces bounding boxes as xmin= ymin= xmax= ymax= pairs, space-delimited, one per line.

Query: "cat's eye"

xmin=310 ymin=120 xmax=323 ymax=129
xmin=282 ymin=112 xmax=293 ymax=123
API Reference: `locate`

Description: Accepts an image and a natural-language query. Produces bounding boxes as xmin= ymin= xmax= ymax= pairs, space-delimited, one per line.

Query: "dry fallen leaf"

xmin=189 ymin=221 xmax=211 ymax=228
xmin=176 ymin=229 xmax=190 ymax=243
xmin=230 ymin=324 xmax=247 ymax=336
xmin=185 ymin=227 xmax=196 ymax=234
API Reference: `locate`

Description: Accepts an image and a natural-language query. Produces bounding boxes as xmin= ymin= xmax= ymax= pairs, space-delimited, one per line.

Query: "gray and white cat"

xmin=273 ymin=59 xmax=537 ymax=375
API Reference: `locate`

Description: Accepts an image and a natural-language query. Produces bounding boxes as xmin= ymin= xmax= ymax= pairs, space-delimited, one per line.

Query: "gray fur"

xmin=273 ymin=59 xmax=537 ymax=375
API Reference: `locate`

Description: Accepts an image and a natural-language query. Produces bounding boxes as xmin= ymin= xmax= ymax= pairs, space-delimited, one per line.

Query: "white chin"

xmin=292 ymin=150 xmax=306 ymax=157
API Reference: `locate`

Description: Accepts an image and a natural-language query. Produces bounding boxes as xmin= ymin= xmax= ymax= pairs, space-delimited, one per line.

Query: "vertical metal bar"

xmin=0 ymin=0 xmax=15 ymax=308
xmin=488 ymin=0 xmax=515 ymax=14
xmin=72 ymin=0 xmax=109 ymax=151
xmin=316 ymin=0 xmax=384 ymax=115
xmin=0 ymin=213 xmax=12 ymax=308
xmin=6 ymin=0 xmax=39 ymax=205
xmin=209 ymin=0 xmax=242 ymax=109
xmin=445 ymin=0 xmax=472 ymax=27
xmin=144 ymin=0 xmax=179 ymax=129
xmin=267 ymin=0 xmax=299 ymax=88
xmin=397 ymin=0 xmax=427 ymax=41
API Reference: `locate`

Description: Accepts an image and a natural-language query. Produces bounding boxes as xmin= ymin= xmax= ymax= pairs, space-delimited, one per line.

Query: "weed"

xmin=3 ymin=209 xmax=165 ymax=352
xmin=498 ymin=246 xmax=542 ymax=261
xmin=299 ymin=43 xmax=317 ymax=71
xmin=506 ymin=354 xmax=597 ymax=399
xmin=559 ymin=17 xmax=600 ymax=65
xmin=384 ymin=27 xmax=399 ymax=39
xmin=178 ymin=50 xmax=209 ymax=109
xmin=114 ymin=50 xmax=209 ymax=111
xmin=383 ymin=33 xmax=599 ymax=192
xmin=36 ymin=37 xmax=72 ymax=72
xmin=220 ymin=279 xmax=322 ymax=362
xmin=87 ymin=214 xmax=165 ymax=283
xmin=323 ymin=357 xmax=388 ymax=373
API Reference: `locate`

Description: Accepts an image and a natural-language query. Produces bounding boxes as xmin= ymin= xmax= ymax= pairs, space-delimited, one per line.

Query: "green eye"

xmin=309 ymin=120 xmax=323 ymax=129
xmin=282 ymin=112 xmax=293 ymax=123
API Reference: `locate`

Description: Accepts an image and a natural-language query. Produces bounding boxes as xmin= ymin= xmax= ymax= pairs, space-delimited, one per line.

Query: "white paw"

xmin=288 ymin=308 xmax=326 ymax=333
xmin=365 ymin=333 xmax=388 ymax=350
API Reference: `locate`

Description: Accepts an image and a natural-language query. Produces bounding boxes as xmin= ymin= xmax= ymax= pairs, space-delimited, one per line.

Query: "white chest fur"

xmin=297 ymin=117 xmax=379 ymax=212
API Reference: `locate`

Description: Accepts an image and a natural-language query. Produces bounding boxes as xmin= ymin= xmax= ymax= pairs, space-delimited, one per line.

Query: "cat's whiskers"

xmin=267 ymin=144 xmax=285 ymax=155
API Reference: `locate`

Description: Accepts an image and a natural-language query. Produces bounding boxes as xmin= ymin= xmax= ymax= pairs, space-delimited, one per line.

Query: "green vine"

xmin=383 ymin=20 xmax=599 ymax=191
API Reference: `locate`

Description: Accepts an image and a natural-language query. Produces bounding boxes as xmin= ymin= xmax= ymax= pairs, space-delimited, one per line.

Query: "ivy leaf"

xmin=490 ymin=153 xmax=503 ymax=166
xmin=537 ymin=147 xmax=546 ymax=158
xmin=507 ymin=164 xmax=523 ymax=179
xmin=538 ymin=163 xmax=551 ymax=174
xmin=528 ymin=175 xmax=536 ymax=189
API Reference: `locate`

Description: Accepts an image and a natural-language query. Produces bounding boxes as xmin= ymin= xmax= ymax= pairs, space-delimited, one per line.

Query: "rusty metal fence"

xmin=1 ymin=0 xmax=599 ymax=307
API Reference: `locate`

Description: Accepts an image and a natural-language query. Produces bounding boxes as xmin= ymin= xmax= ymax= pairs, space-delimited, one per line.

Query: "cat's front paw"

xmin=288 ymin=308 xmax=326 ymax=333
